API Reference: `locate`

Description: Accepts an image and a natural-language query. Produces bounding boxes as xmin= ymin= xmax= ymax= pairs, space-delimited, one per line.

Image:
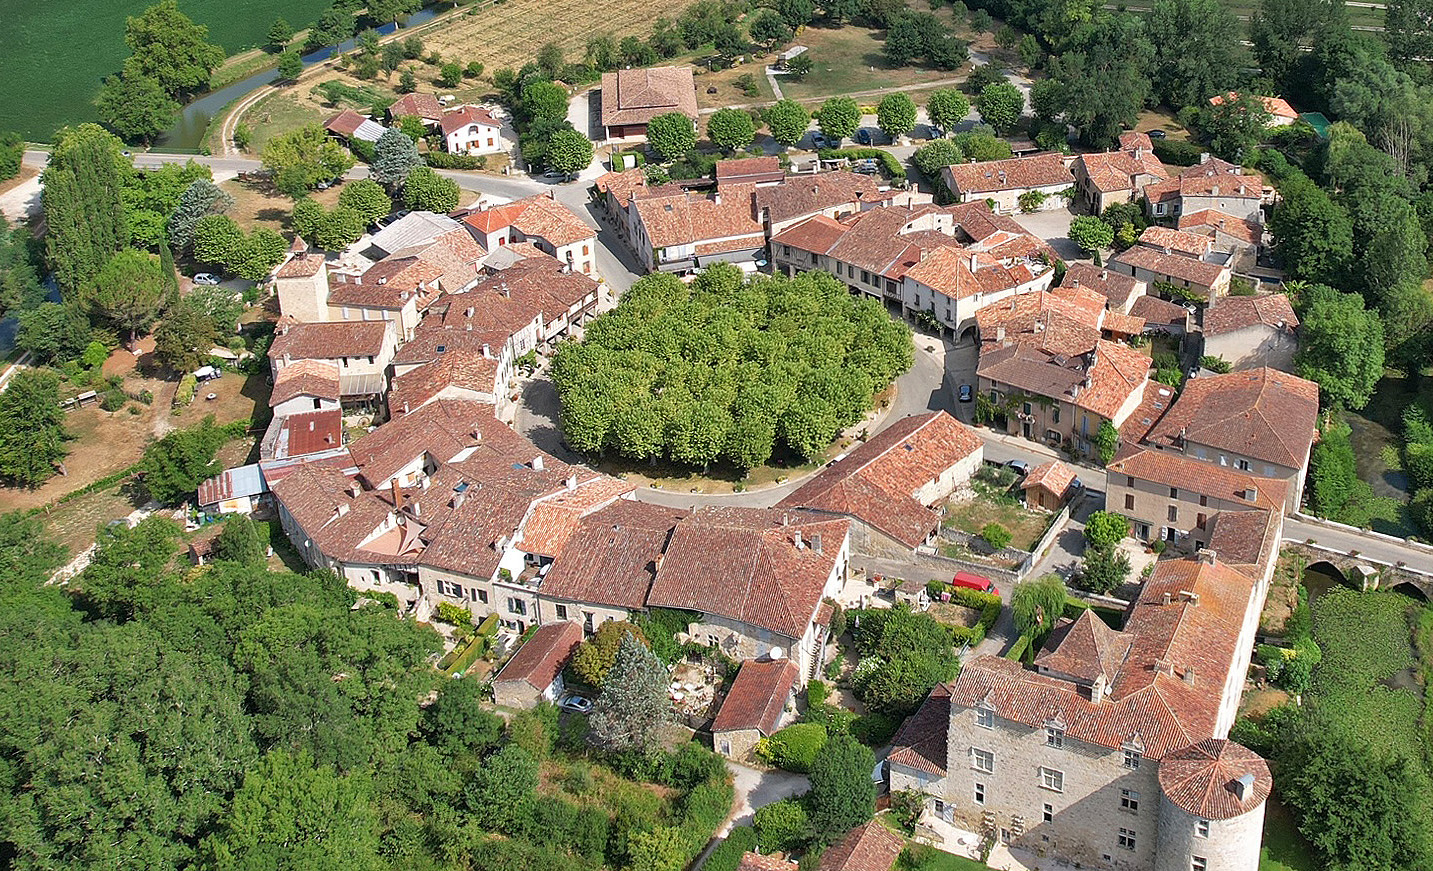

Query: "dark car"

xmin=855 ymin=128 xmax=872 ymax=145
xmin=1006 ymin=459 xmax=1030 ymax=476
xmin=1147 ymin=129 xmax=1168 ymax=139
xmin=958 ymin=384 xmax=973 ymax=403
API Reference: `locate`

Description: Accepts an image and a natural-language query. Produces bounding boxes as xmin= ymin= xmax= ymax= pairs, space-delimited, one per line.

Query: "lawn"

xmin=0 ymin=0 xmax=330 ymax=141
xmin=778 ymin=21 xmax=968 ymax=103
xmin=1259 ymin=797 xmax=1319 ymax=871
xmin=219 ymin=176 xmax=345 ymax=234
xmin=896 ymin=843 xmax=988 ymax=871
xmin=943 ymin=490 xmax=1050 ymax=552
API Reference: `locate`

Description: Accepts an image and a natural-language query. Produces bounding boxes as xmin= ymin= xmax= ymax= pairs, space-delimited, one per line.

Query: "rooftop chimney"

xmin=812 ymin=532 xmax=822 ymax=554
xmin=1198 ymin=548 xmax=1218 ymax=565
xmin=1182 ymin=666 xmax=1196 ymax=686
xmin=995 ymin=325 xmax=1006 ymax=342
xmin=1100 ymin=269 xmax=1108 ymax=280
xmin=565 ymin=474 xmax=578 ymax=491
xmin=1243 ymin=487 xmax=1257 ymax=502
xmin=532 ymin=455 xmax=545 ymax=472
xmin=794 ymin=530 xmax=805 ymax=550
xmin=1232 ymin=773 xmax=1256 ymax=801
xmin=969 ymin=253 xmax=978 ymax=271
xmin=391 ymin=478 xmax=403 ymax=509
xmin=1162 ymin=591 xmax=1172 ymax=606
xmin=466 ymin=306 xmax=474 ymax=317
xmin=482 ymin=344 xmax=491 ymax=359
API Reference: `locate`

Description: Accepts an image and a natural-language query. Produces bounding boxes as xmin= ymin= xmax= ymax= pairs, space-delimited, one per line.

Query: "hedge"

xmin=850 ymin=712 xmax=900 ymax=746
xmin=817 ymin=147 xmax=907 ymax=178
xmin=759 ymin=722 xmax=828 ymax=772
xmin=932 ymin=583 xmax=1002 ymax=646
xmin=1153 ymin=139 xmax=1205 ymax=167
xmin=1005 ymin=632 xmax=1034 ymax=663
xmin=426 ymin=152 xmax=488 ymax=169
xmin=436 ymin=633 xmax=486 ymax=674
xmin=701 ymin=826 xmax=757 ymax=871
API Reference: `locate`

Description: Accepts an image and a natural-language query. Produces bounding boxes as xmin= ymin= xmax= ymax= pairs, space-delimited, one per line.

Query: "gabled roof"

xmin=740 ymin=854 xmax=799 ymax=871
xmin=716 ymin=156 xmax=784 ymax=185
xmin=368 ymin=212 xmax=464 ymax=258
xmin=1110 ymin=244 xmax=1228 ymax=289
xmin=1209 ymin=92 xmax=1298 ymax=120
xmin=1178 ymin=210 xmax=1264 ymax=247
xmin=1034 ymin=610 xmax=1134 ymax=684
xmin=1143 ymin=368 xmax=1319 ymax=468
xmin=270 ymin=359 xmax=341 ymax=407
xmin=778 ymin=412 xmax=981 ymax=548
xmin=1060 ymin=262 xmax=1145 ymax=311
xmin=388 ymin=93 xmax=444 ymax=121
xmin=712 ymin=657 xmax=800 ymax=734
xmin=601 ymin=66 xmax=698 ymax=126
xmin=1203 ymin=294 xmax=1298 ymax=337
xmin=887 ymin=683 xmax=951 ymax=776
xmin=633 ymin=186 xmax=763 ymax=247
xmin=440 ymin=104 xmax=501 ymax=135
xmin=1128 ymin=294 xmax=1189 ymax=329
xmin=1075 ymin=141 xmax=1168 ymax=194
xmin=755 ymin=171 xmax=883 ymax=224
xmin=1144 ymin=158 xmax=1264 ymax=203
xmin=1137 ymin=226 xmax=1213 ymax=258
xmin=324 ymin=109 xmax=387 ymax=142
xmin=1021 ymin=459 xmax=1076 ymax=498
xmin=978 ymin=338 xmax=1150 ymax=420
xmin=943 ymin=152 xmax=1073 ymax=194
xmin=517 ymin=476 xmax=639 ymax=557
xmin=1107 ymin=448 xmax=1287 ymax=512
xmin=539 ymin=500 xmax=687 ymax=609
xmin=493 ymin=620 xmax=583 ymax=690
xmin=463 ymin=194 xmax=595 ymax=247
xmin=818 ymin=821 xmax=905 ymax=871
xmin=388 ymin=347 xmax=501 ymax=413
xmin=647 ymin=508 xmax=849 ymax=640
xmin=270 ymin=321 xmax=390 ymax=362
xmin=348 ymin=399 xmax=533 ymax=488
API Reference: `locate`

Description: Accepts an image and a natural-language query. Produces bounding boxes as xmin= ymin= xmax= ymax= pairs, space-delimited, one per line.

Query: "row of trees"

xmin=95 ymin=1 xmax=226 ymax=142
xmin=551 ymin=266 xmax=913 ymax=470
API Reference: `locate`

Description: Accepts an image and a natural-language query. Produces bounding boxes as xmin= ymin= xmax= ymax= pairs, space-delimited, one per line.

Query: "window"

xmin=1192 ymin=858 xmax=1207 ymax=871
xmin=556 ymin=604 xmax=568 ymax=620
xmin=1039 ymin=767 xmax=1064 ymax=792
xmin=507 ymin=597 xmax=527 ymax=616
xmin=1197 ymin=513 xmax=1207 ymax=529
xmin=976 ymin=708 xmax=995 ymax=729
xmin=1118 ymin=828 xmax=1136 ymax=851
xmin=1023 ymin=402 xmax=1033 ymax=416
xmin=990 ymin=389 xmax=999 ymax=403
xmin=1042 ymin=803 xmax=1053 ymax=823
xmin=1169 ymin=486 xmax=1178 ymax=498
xmin=1218 ymin=454 xmax=1228 ymax=466
xmin=1195 ymin=819 xmax=1210 ymax=838
xmin=1046 ymin=726 xmax=1064 ymax=748
xmin=1125 ymin=494 xmax=1135 ymax=511
xmin=1263 ymin=464 xmax=1276 ymax=476
xmin=1120 ymin=789 xmax=1139 ymax=813
xmin=974 ymin=783 xmax=985 ymax=805
xmin=861 ymin=270 xmax=871 ymax=283
xmin=782 ymin=245 xmax=791 ymax=257
xmin=972 ymin=748 xmax=994 ymax=773
xmin=1167 ymin=505 xmax=1178 ymax=522
xmin=1126 ymin=475 xmax=1135 ymax=487
xmin=1124 ymin=749 xmax=1141 ymax=770
xmin=1235 ymin=458 xmax=1251 ymax=471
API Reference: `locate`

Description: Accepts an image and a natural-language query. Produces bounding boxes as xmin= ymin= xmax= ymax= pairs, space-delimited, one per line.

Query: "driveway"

xmin=722 ymin=761 xmax=809 ymax=835
xmin=1011 ymin=208 xmax=1082 ymax=261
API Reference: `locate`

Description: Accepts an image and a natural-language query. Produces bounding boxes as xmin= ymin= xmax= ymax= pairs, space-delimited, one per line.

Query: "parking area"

xmin=1011 ymin=207 xmax=1082 ymax=262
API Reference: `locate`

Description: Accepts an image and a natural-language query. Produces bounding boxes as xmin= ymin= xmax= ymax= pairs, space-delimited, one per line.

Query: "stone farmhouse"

xmin=1200 ymin=294 xmax=1298 ymax=372
xmin=1109 ymin=227 xmax=1233 ymax=301
xmin=1143 ymin=158 xmax=1266 ymax=223
xmin=941 ymin=153 xmax=1074 ymax=214
xmin=1072 ymin=132 xmax=1169 ymax=214
xmin=599 ymin=66 xmax=698 ymax=140
xmin=458 ymin=193 xmax=599 ymax=277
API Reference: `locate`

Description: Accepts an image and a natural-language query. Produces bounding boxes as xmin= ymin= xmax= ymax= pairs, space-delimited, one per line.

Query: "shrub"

xmin=816 ymin=147 xmax=906 ymax=179
xmin=1200 ymin=355 xmax=1232 ymax=374
xmin=425 ymin=151 xmax=488 ymax=169
xmin=849 ymin=712 xmax=900 ymax=746
xmin=1153 ymin=139 xmax=1204 ymax=166
xmin=806 ymin=679 xmax=830 ymax=707
xmin=100 ymin=389 xmax=126 ymax=412
xmin=701 ymin=826 xmax=757 ymax=871
xmin=764 ymin=722 xmax=828 ymax=772
xmin=980 ymin=522 xmax=1012 ymax=550
xmin=753 ymin=799 xmax=808 ymax=852
xmin=436 ymin=600 xmax=474 ymax=628
xmin=175 ymin=373 xmax=197 ymax=407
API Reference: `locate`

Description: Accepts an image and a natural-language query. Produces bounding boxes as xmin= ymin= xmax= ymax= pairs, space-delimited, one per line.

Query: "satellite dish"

xmin=769 ymin=647 xmax=784 ymax=661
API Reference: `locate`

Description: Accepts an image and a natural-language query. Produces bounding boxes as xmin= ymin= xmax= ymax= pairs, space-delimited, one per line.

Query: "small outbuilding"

xmin=712 ymin=656 xmax=800 ymax=760
xmin=1021 ymin=460 xmax=1077 ymax=511
xmin=491 ymin=620 xmax=584 ymax=709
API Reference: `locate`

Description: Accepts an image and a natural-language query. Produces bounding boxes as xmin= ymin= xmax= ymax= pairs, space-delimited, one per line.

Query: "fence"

xmin=930 ymin=498 xmax=1077 ymax=582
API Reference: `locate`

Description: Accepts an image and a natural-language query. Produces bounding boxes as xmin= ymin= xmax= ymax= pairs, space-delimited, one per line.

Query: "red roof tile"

xmin=712 ymin=657 xmax=799 ymax=734
xmin=1033 ymin=610 xmax=1134 ymax=684
xmin=1060 ymin=263 xmax=1144 ymax=311
xmin=1109 ymin=245 xmax=1228 ymax=289
xmin=1143 ymin=368 xmax=1319 ymax=469
xmin=887 ymin=684 xmax=951 ymax=776
xmin=1177 ymin=210 xmax=1264 ymax=247
xmin=602 ymin=66 xmax=698 ymax=126
xmin=270 ymin=359 xmax=341 ymax=407
xmin=270 ymin=321 xmax=390 ymax=362
xmin=1107 ymin=448 xmax=1287 ymax=512
xmin=739 ymin=853 xmax=799 ymax=871
xmin=540 ymin=500 xmax=688 ymax=609
xmin=1203 ymin=294 xmax=1297 ymax=336
xmin=518 ymin=477 xmax=639 ymax=557
xmin=1138 ymin=226 xmax=1213 ymax=258
xmin=388 ymin=93 xmax=444 ymax=121
xmin=494 ymin=620 xmax=584 ymax=690
xmin=1021 ymin=460 xmax=1076 ymax=498
xmin=818 ymin=822 xmax=905 ymax=871
xmin=1158 ymin=739 xmax=1272 ymax=819
xmin=440 ymin=105 xmax=501 ymax=135
xmin=943 ymin=153 xmax=1073 ymax=195
xmin=1209 ymin=92 xmax=1298 ymax=120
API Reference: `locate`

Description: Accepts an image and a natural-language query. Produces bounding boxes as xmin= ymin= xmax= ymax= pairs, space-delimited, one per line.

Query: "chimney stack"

xmin=1232 ymin=773 xmax=1256 ymax=801
xmin=532 ymin=455 xmax=545 ymax=472
xmin=1182 ymin=666 xmax=1196 ymax=686
xmin=812 ymin=533 xmax=822 ymax=554
xmin=391 ymin=478 xmax=403 ymax=509
xmin=794 ymin=530 xmax=805 ymax=549
xmin=1198 ymin=548 xmax=1218 ymax=565
xmin=566 ymin=474 xmax=578 ymax=491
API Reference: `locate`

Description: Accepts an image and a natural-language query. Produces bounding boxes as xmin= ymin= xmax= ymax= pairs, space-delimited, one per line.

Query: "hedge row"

xmin=817 ymin=147 xmax=907 ymax=178
xmin=426 ymin=152 xmax=488 ymax=169
xmin=927 ymin=582 xmax=1003 ymax=646
xmin=1152 ymin=139 xmax=1205 ymax=166
xmin=701 ymin=826 xmax=757 ymax=871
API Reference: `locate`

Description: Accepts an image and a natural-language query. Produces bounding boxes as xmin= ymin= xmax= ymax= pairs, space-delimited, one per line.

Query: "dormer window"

xmin=976 ymin=708 xmax=994 ymax=729
xmin=1046 ymin=726 xmax=1064 ymax=748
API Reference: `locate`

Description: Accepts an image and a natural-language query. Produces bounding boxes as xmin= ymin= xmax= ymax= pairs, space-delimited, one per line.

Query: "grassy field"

xmin=0 ymin=0 xmax=330 ymax=141
xmin=944 ymin=491 xmax=1050 ymax=551
xmin=779 ymin=21 xmax=968 ymax=103
xmin=1259 ymin=798 xmax=1319 ymax=871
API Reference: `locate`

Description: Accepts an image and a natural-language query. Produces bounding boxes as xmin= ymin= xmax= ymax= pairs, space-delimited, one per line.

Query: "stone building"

xmin=712 ymin=656 xmax=800 ymax=760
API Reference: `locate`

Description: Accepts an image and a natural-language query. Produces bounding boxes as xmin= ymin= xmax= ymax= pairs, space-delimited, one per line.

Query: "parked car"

xmin=1005 ymin=459 xmax=1030 ymax=476
xmin=855 ymin=128 xmax=872 ymax=145
xmin=558 ymin=694 xmax=593 ymax=714
xmin=958 ymin=384 xmax=973 ymax=403
xmin=1147 ymin=129 xmax=1167 ymax=139
xmin=812 ymin=132 xmax=833 ymax=150
xmin=192 ymin=273 xmax=221 ymax=285
xmin=315 ymin=179 xmax=332 ymax=190
xmin=951 ymin=571 xmax=998 ymax=595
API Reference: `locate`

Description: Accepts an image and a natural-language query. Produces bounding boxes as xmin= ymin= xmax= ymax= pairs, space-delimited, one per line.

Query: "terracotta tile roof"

xmin=1137 ymin=226 xmax=1213 ymax=258
xmin=602 ymin=66 xmax=698 ymax=126
xmin=517 ymin=476 xmax=638 ymax=557
xmin=1128 ymin=294 xmax=1189 ymax=329
xmin=270 ymin=359 xmax=341 ymax=407
xmin=1159 ymin=739 xmax=1272 ymax=819
xmin=1117 ymin=381 xmax=1178 ymax=444
xmin=979 ymin=333 xmax=1150 ymax=421
xmin=648 ymin=507 xmax=850 ymax=640
xmin=324 ymin=109 xmax=369 ymax=137
xmin=1060 ymin=263 xmax=1144 ymax=311
xmin=634 ymin=186 xmax=763 ymax=248
xmin=779 ymin=413 xmax=981 ymax=548
xmin=1119 ymin=131 xmax=1154 ymax=151
xmin=1205 ymin=507 xmax=1281 ymax=573
xmin=755 ymin=171 xmax=882 ymax=224
xmin=540 ymin=500 xmax=687 ymax=609
xmin=772 ymin=214 xmax=850 ymax=255
xmin=277 ymin=253 xmax=327 ymax=279
xmin=274 ymin=409 xmax=345 ymax=458
xmin=437 ymin=256 xmax=598 ymax=334
xmin=269 ymin=462 xmax=425 ymax=565
xmin=593 ymin=168 xmax=649 ymax=209
xmin=494 ymin=620 xmax=583 ymax=690
xmin=739 ymin=853 xmax=799 ymax=871
xmin=1203 ymin=294 xmax=1298 ymax=336
xmin=463 ymin=195 xmax=595 ymax=248
xmin=1144 ymin=159 xmax=1264 ymax=204
xmin=1209 ymin=92 xmax=1298 ymax=120
xmin=328 ymin=258 xmax=443 ymax=308
xmin=818 ymin=821 xmax=905 ymax=871
xmin=406 ymin=227 xmax=486 ymax=294
xmin=270 ymin=321 xmax=390 ymax=362
xmin=716 ymin=156 xmax=784 ymax=185
xmin=1034 ymin=610 xmax=1134 ymax=684
xmin=887 ymin=683 xmax=950 ymax=776
xmin=943 ymin=152 xmax=1073 ymax=195
xmin=976 ymin=287 xmax=1114 ymax=354
xmin=1107 ymin=448 xmax=1287 ymax=512
xmin=1177 ymin=210 xmax=1263 ymax=247
xmin=1143 ymin=368 xmax=1319 ymax=468
xmin=388 ymin=347 xmax=501 ymax=413
xmin=388 ymin=93 xmax=444 ymax=121
xmin=197 ymin=463 xmax=265 ymax=507
xmin=348 ymin=399 xmax=532 ymax=488
xmin=440 ymin=104 xmax=501 ymax=135
xmin=1110 ymin=245 xmax=1229 ymax=289
xmin=1076 ymin=145 xmax=1168 ymax=194
xmin=1021 ymin=460 xmax=1076 ymax=498
xmin=712 ymin=657 xmax=799 ymax=734
xmin=904 ymin=246 xmax=1037 ymax=301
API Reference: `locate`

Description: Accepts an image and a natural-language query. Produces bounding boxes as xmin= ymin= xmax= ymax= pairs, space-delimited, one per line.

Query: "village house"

xmin=440 ymin=105 xmax=506 ymax=155
xmin=1105 ymin=447 xmax=1288 ymax=547
xmin=819 ymin=822 xmax=906 ymax=871
xmin=717 ymin=156 xmax=786 ymax=187
xmin=629 ymin=183 xmax=767 ymax=273
xmin=1021 ymin=460 xmax=1078 ymax=511
xmin=268 ymin=319 xmax=397 ymax=404
xmin=386 ymin=92 xmax=445 ymax=127
xmin=491 ymin=620 xmax=584 ymax=708
xmin=941 ymin=153 xmax=1074 ymax=214
xmin=1208 ymin=93 xmax=1299 ymax=127
xmin=1109 ymin=228 xmax=1233 ymax=301
xmin=1143 ymin=157 xmax=1266 ymax=223
xmin=1201 ymin=294 xmax=1299 ymax=372
xmin=459 ymin=193 xmax=599 ymax=277
xmin=599 ymin=65 xmax=698 ymax=140
xmin=1177 ymin=210 xmax=1265 ymax=258
xmin=323 ymin=109 xmax=388 ymax=145
xmin=712 ymin=656 xmax=800 ymax=759
xmin=1071 ymin=132 xmax=1170 ymax=214
xmin=777 ymin=411 xmax=983 ymax=557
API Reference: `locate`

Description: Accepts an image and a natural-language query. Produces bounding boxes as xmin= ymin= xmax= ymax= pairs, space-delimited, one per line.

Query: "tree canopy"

xmin=551 ymin=267 xmax=912 ymax=469
xmin=0 ymin=369 xmax=69 ymax=488
xmin=814 ymin=97 xmax=861 ymax=141
xmin=647 ymin=112 xmax=699 ymax=162
xmin=261 ymin=125 xmax=356 ymax=197
xmin=1294 ymin=284 xmax=1385 ymax=409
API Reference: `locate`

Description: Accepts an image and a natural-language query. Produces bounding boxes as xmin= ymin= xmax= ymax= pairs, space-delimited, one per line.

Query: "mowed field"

xmin=0 ymin=0 xmax=330 ymax=141
xmin=420 ymin=0 xmax=695 ymax=75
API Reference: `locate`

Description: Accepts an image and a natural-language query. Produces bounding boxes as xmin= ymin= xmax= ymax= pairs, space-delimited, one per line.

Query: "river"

xmin=154 ymin=6 xmax=444 ymax=152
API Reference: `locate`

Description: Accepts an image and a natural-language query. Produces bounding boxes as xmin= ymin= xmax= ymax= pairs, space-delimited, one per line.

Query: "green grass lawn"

xmin=779 ymin=22 xmax=966 ymax=103
xmin=897 ymin=844 xmax=988 ymax=871
xmin=1260 ymin=797 xmax=1319 ymax=871
xmin=944 ymin=493 xmax=1050 ymax=552
xmin=0 ymin=0 xmax=330 ymax=141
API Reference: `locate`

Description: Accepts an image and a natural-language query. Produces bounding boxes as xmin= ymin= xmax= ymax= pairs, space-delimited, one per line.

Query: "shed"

xmin=1021 ymin=460 xmax=1077 ymax=510
xmin=712 ymin=656 xmax=800 ymax=759
xmin=895 ymin=577 xmax=931 ymax=610
xmin=197 ymin=464 xmax=266 ymax=515
xmin=491 ymin=621 xmax=584 ymax=709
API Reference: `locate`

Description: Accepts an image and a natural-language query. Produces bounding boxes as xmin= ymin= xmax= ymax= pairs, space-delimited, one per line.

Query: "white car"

xmin=192 ymin=273 xmax=221 ymax=286
xmin=558 ymin=694 xmax=593 ymax=714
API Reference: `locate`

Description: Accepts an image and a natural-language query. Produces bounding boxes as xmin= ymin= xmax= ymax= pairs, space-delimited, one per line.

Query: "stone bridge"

xmin=1283 ymin=542 xmax=1433 ymax=602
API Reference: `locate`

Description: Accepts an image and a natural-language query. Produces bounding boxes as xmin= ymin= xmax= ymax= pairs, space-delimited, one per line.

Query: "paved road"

xmin=1285 ymin=516 xmax=1433 ymax=570
xmin=721 ymin=761 xmax=809 ymax=835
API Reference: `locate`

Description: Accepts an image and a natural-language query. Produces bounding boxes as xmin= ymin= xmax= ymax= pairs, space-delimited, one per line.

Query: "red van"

xmin=951 ymin=571 xmax=998 ymax=594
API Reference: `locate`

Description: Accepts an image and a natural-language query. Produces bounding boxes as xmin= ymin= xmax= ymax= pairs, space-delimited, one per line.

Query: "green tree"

xmin=753 ymin=799 xmax=809 ymax=852
xmin=16 ymin=303 xmax=92 ymax=365
xmin=762 ymin=99 xmax=811 ymax=147
xmin=1082 ymin=511 xmax=1128 ymax=549
xmin=1077 ymin=543 xmax=1131 ymax=594
xmin=815 ymin=97 xmax=861 ymax=142
xmin=1012 ymin=573 xmax=1066 ymax=637
xmin=1046 ymin=14 xmax=1153 ymax=147
xmin=314 ymin=206 xmax=367 ymax=251
xmin=465 ymin=743 xmax=539 ymax=831
xmin=0 ymin=369 xmax=68 ymax=488
xmin=647 ymin=112 xmax=698 ymax=161
xmin=569 ymin=621 xmax=650 ymax=687
xmin=205 ymin=747 xmax=380 ymax=871
xmin=336 ymin=179 xmax=393 ymax=225
xmin=546 ymin=126 xmax=595 ymax=175
xmin=876 ymin=92 xmax=918 ymax=140
xmin=402 ymin=166 xmax=460 ymax=213
xmin=371 ymin=127 xmax=423 ymax=190
xmin=86 ymin=248 xmax=168 ymax=345
xmin=807 ymin=734 xmax=875 ymax=839
xmin=981 ymin=522 xmax=1012 ymax=550
xmin=629 ymin=827 xmax=689 ymax=871
xmin=0 ymin=131 xmax=23 ymax=182
xmin=42 ymin=124 xmax=130 ymax=294
xmin=95 ymin=70 xmax=179 ymax=142
xmin=926 ymin=88 xmax=970 ymax=133
xmin=952 ymin=131 xmax=1012 ymax=161
xmin=1294 ymin=284 xmax=1384 ymax=409
xmin=883 ymin=15 xmax=926 ymax=66
xmin=1094 ymin=419 xmax=1119 ymax=465
xmin=707 ymin=108 xmax=758 ymax=152
xmin=1250 ymin=0 xmax=1331 ymax=90
xmin=1308 ymin=415 xmax=1359 ymax=516
xmin=1145 ymin=0 xmax=1240 ymax=109
xmin=521 ymin=80 xmax=570 ymax=125
xmin=1068 ymin=215 xmax=1114 ymax=254
xmin=590 ymin=632 xmax=672 ymax=753
xmin=154 ymin=295 xmax=220 ymax=372
xmin=398 ymin=67 xmax=418 ymax=93
xmin=261 ymin=125 xmax=356 ymax=197
xmin=438 ymin=61 xmax=463 ymax=88
xmin=139 ymin=416 xmax=227 ymax=504
xmin=975 ymin=82 xmax=1023 ymax=135
xmin=911 ymin=139 xmax=964 ymax=179
xmin=749 ymin=10 xmax=794 ymax=47
xmin=423 ymin=676 xmax=504 ymax=756
xmin=1205 ymin=92 xmax=1271 ymax=160
xmin=213 ymin=516 xmax=267 ymax=564
xmin=167 ymin=179 xmax=234 ymax=251
xmin=123 ymin=0 xmax=226 ymax=98
xmin=193 ymin=214 xmax=245 ymax=267
xmin=267 ymin=16 xmax=294 ymax=52
xmin=1270 ymin=175 xmax=1353 ymax=284
xmin=1385 ymin=0 xmax=1433 ymax=69
xmin=277 ymin=49 xmax=303 ymax=81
